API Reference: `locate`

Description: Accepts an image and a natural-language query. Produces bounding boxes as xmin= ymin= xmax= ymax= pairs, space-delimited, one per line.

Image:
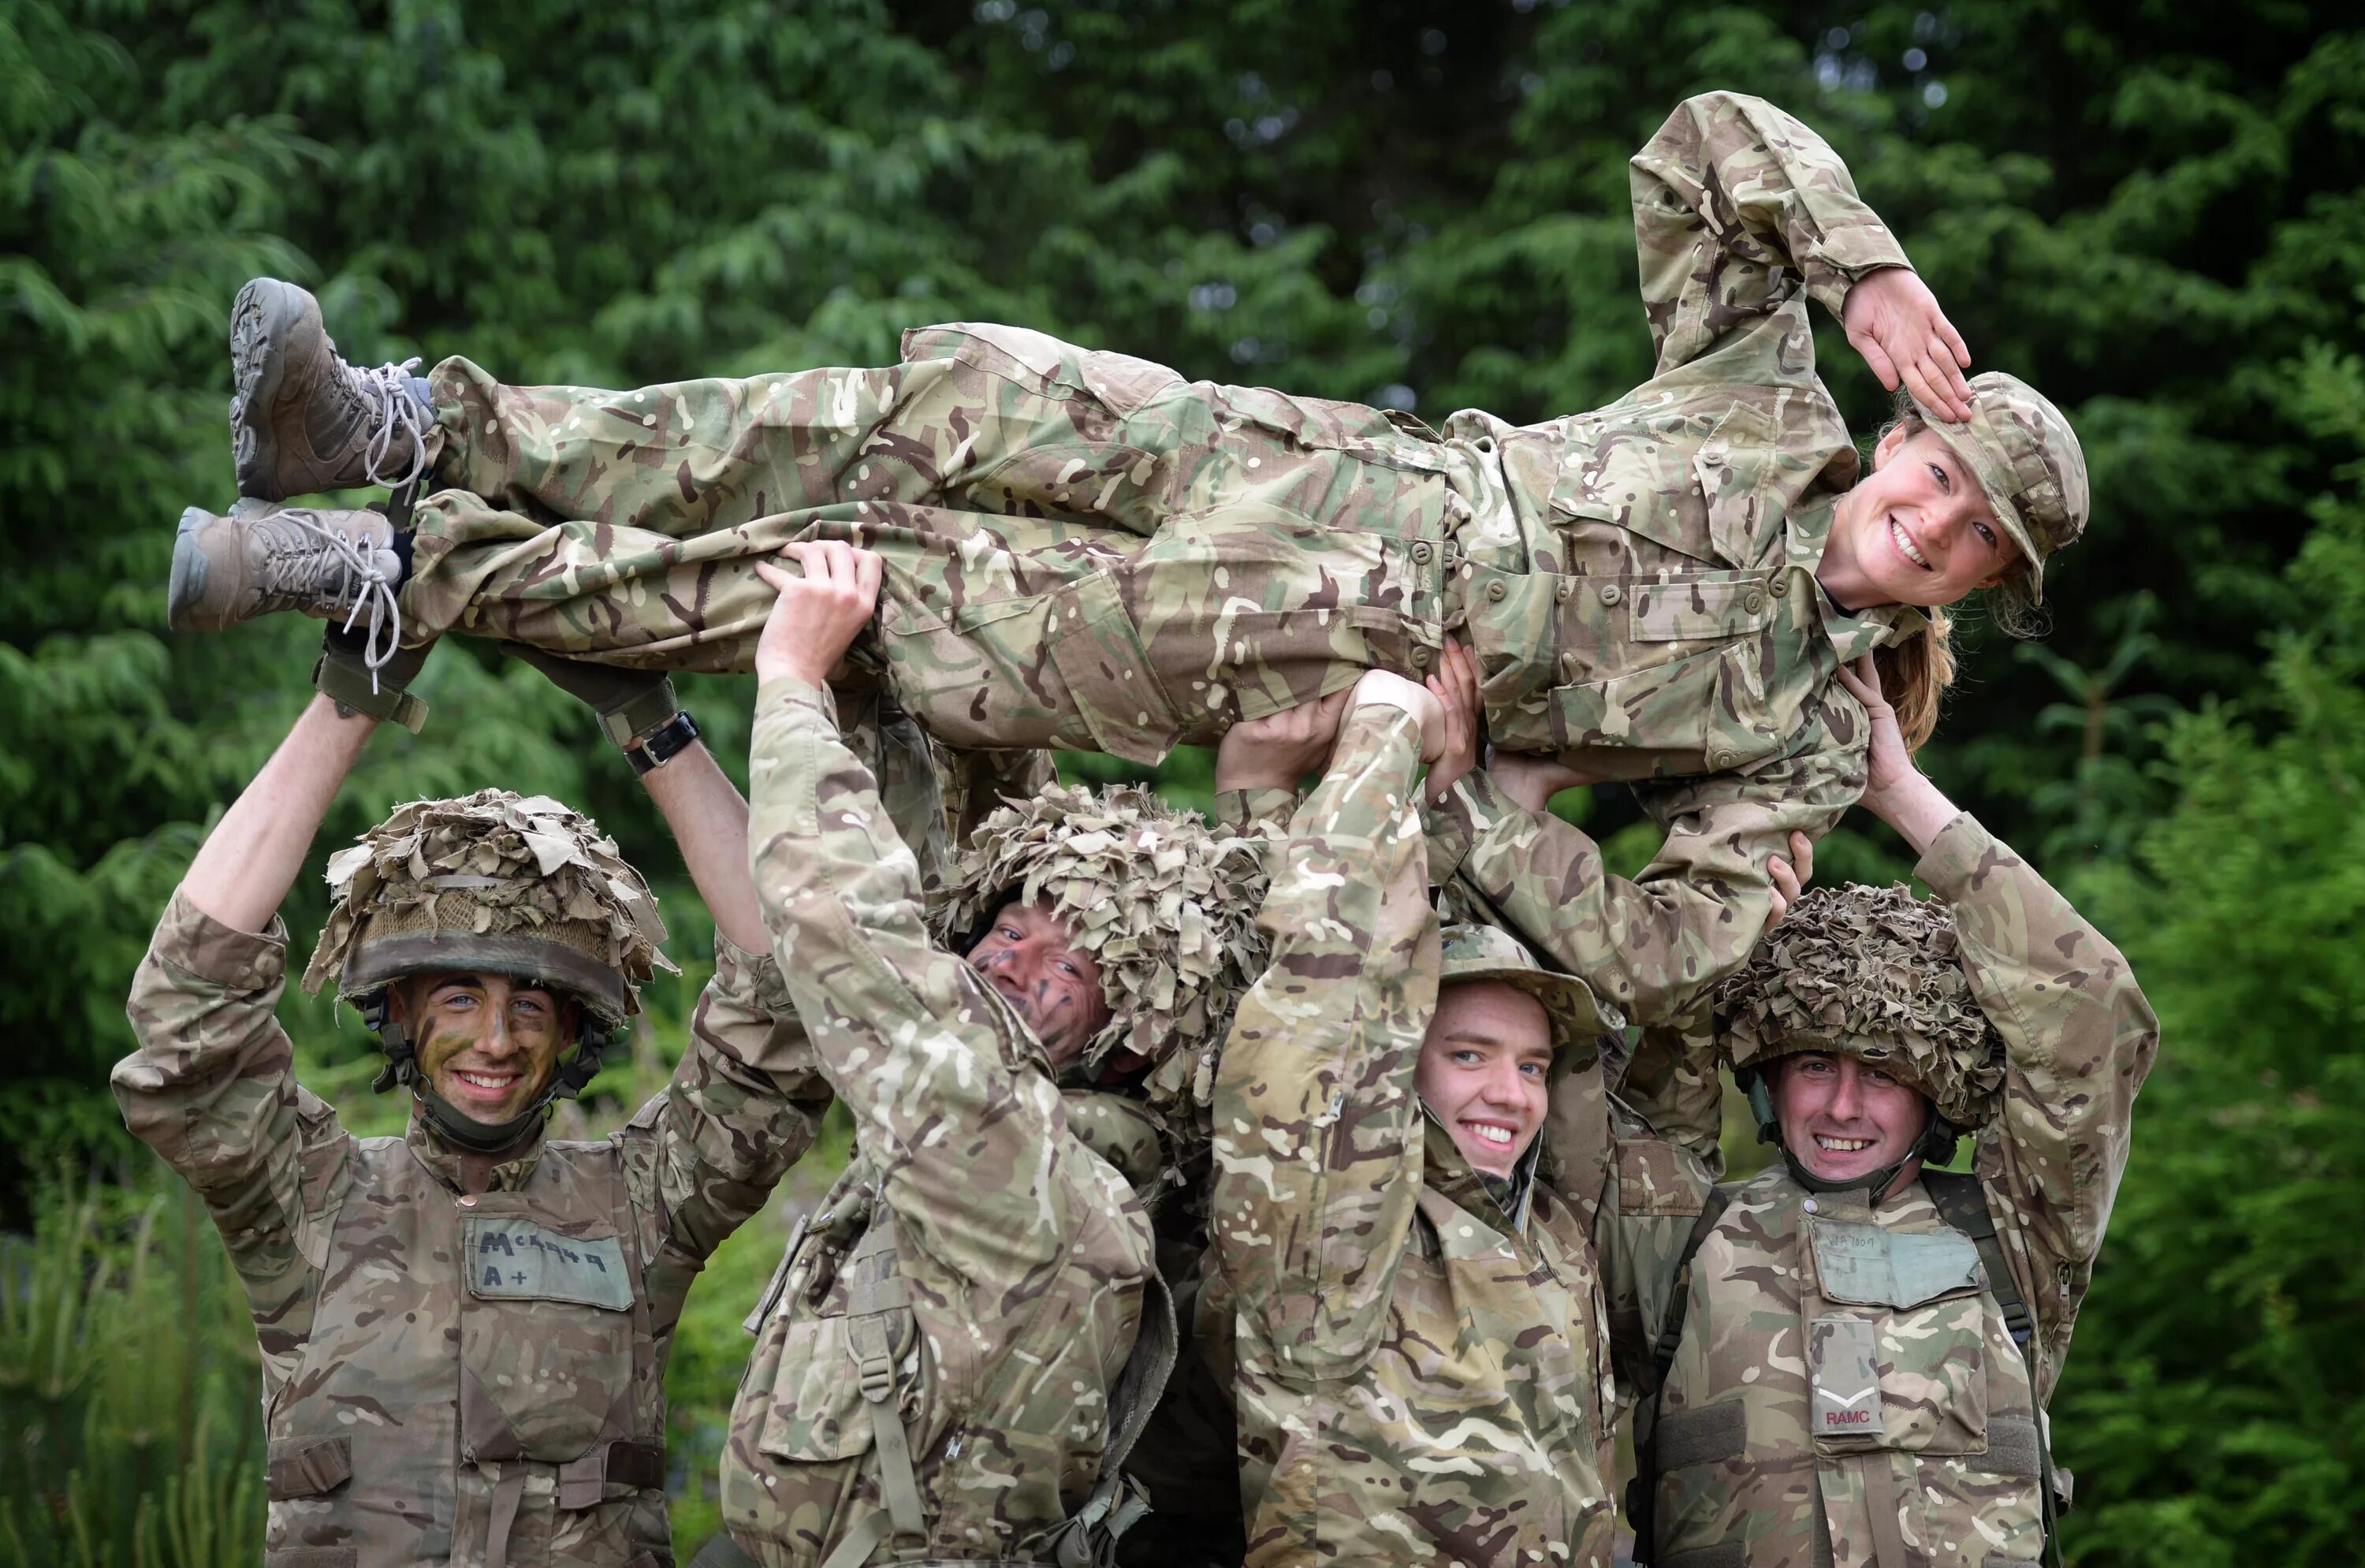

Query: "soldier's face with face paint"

xmin=1775 ymin=1052 xmax=1929 ymax=1185
xmin=966 ymin=899 xmax=1112 ymax=1071
xmin=1416 ymin=981 xmax=1554 ymax=1178
xmin=394 ymin=972 xmax=578 ymax=1126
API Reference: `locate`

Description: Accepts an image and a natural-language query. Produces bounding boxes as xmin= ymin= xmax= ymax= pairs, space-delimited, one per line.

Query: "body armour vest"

xmin=1650 ymin=1165 xmax=2047 ymax=1568
xmin=263 ymin=1130 xmax=672 ymax=1568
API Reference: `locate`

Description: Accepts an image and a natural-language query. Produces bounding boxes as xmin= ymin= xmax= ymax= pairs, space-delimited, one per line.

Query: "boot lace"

xmin=262 ymin=513 xmax=404 ymax=691
xmin=342 ymin=356 xmax=430 ymax=491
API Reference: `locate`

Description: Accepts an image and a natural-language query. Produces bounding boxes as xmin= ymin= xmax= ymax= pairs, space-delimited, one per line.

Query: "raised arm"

xmin=1835 ymin=659 xmax=2158 ymax=1380
xmin=1212 ymin=676 xmax=1441 ymax=1377
xmin=745 ymin=543 xmax=1093 ymax=1284
xmin=1632 ymin=91 xmax=1971 ymax=416
xmin=114 ymin=693 xmax=379 ymax=1318
xmin=620 ymin=736 xmax=832 ymax=1272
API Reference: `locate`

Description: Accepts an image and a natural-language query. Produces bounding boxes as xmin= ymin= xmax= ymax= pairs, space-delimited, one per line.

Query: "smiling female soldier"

xmin=169 ymin=90 xmax=2084 ymax=1027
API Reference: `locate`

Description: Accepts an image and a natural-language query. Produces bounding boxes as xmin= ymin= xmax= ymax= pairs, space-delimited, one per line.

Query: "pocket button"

xmin=1600 ymin=584 xmax=1623 ymax=607
xmin=1555 ymin=579 xmax=1574 ymax=603
xmin=1486 ymin=580 xmax=1508 ymax=602
xmin=1744 ymin=590 xmax=1766 ymax=614
xmin=1410 ymin=541 xmax=1434 ymax=565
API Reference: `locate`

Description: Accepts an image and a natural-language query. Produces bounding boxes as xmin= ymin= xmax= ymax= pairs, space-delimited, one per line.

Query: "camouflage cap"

xmin=1437 ymin=922 xmax=1621 ymax=1063
xmin=1711 ymin=882 xmax=2004 ymax=1128
xmin=932 ymin=782 xmax=1268 ymax=1073
xmin=302 ymin=789 xmax=676 ymax=1026
xmin=1912 ymin=371 xmax=2088 ymax=602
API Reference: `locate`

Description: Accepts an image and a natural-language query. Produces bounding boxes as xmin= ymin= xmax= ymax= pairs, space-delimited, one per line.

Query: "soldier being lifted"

xmin=114 ymin=667 xmax=825 ymax=1565
xmin=166 ymin=89 xmax=2090 ymax=1025
xmin=1621 ymin=657 xmax=2159 ymax=1568
xmin=1203 ymin=670 xmax=1715 ymax=1566
xmin=703 ymin=542 xmax=1266 ymax=1568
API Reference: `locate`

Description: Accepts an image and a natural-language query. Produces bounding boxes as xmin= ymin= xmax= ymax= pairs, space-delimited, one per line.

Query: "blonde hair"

xmin=1869 ymin=400 xmax=2043 ymax=750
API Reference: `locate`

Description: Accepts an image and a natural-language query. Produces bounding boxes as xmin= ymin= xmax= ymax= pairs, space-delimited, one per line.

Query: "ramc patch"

xmin=464 ymin=1217 xmax=632 ymax=1310
xmin=1809 ymin=1315 xmax=1882 ymax=1440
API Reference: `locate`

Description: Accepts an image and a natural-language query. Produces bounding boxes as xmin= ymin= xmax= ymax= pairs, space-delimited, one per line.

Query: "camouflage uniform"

xmin=385 ymin=91 xmax=1970 ymax=1022
xmin=1631 ymin=815 xmax=2159 ymax=1568
xmin=114 ymin=826 xmax=825 ymax=1568
xmin=1203 ymin=700 xmax=1716 ymax=1566
xmin=725 ymin=677 xmax=1270 ymax=1566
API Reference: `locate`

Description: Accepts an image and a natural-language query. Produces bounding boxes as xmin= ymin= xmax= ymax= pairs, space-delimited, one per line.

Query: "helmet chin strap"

xmin=362 ymin=994 xmax=613 ymax=1155
xmin=1741 ymin=1067 xmax=1961 ymax=1205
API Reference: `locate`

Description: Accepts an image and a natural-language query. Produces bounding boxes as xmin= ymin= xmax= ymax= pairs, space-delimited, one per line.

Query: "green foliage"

xmin=5 ymin=0 xmax=2364 ymax=1562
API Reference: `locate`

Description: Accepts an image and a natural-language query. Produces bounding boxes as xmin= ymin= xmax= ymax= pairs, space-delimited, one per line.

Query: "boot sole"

xmin=229 ymin=279 xmax=311 ymax=504
xmin=166 ymin=507 xmax=214 ymax=632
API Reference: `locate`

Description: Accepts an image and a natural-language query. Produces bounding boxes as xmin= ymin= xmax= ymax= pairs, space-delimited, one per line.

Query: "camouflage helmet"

xmin=932 ymin=782 xmax=1268 ymax=1073
xmin=1437 ymin=922 xmax=1621 ymax=1064
xmin=302 ymin=789 xmax=676 ymax=1027
xmin=1909 ymin=371 xmax=2088 ymax=604
xmin=1712 ymin=881 xmax=2004 ymax=1129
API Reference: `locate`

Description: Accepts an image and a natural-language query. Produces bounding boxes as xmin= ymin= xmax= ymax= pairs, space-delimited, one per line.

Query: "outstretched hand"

xmin=1842 ymin=267 xmax=1974 ymax=423
xmin=1215 ymin=687 xmax=1354 ymax=794
xmin=754 ymin=542 xmax=884 ymax=687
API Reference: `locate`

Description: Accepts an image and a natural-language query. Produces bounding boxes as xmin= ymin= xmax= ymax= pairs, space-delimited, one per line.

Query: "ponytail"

xmin=1873 ymin=609 xmax=1953 ymax=753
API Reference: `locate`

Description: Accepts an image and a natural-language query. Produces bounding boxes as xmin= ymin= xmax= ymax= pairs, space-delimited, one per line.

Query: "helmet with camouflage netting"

xmin=933 ymin=782 xmax=1268 ymax=1078
xmin=1712 ymin=881 xmax=2004 ymax=1130
xmin=302 ymin=789 xmax=676 ymax=1142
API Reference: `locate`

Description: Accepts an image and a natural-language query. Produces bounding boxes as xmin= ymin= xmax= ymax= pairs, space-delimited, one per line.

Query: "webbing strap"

xmin=1626 ymin=1184 xmax=1734 ymax=1567
xmin=817 ymin=1509 xmax=895 ymax=1568
xmin=847 ymin=1310 xmax=926 ymax=1556
xmin=1921 ymin=1171 xmax=2064 ymax=1568
xmin=481 ymin=1466 xmax=527 ymax=1568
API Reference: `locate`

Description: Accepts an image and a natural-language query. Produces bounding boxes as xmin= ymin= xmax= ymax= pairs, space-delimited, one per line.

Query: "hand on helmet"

xmin=1842 ymin=266 xmax=1974 ymax=423
xmin=754 ymin=541 xmax=884 ymax=687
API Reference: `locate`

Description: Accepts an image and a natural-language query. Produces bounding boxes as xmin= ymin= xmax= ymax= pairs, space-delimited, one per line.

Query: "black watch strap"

xmin=628 ymin=710 xmax=702 ymax=775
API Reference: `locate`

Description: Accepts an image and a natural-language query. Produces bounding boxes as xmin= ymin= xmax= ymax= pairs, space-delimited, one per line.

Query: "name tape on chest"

xmin=463 ymin=1217 xmax=633 ymax=1311
xmin=1809 ymin=1217 xmax=1983 ymax=1311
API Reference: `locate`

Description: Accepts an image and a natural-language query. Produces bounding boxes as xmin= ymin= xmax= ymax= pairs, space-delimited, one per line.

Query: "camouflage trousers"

xmin=405 ymin=325 xmax=1469 ymax=761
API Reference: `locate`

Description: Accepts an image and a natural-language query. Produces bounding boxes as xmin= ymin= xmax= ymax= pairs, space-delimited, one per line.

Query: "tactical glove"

xmin=314 ymin=624 xmax=433 ymax=732
xmin=501 ymin=644 xmax=682 ymax=753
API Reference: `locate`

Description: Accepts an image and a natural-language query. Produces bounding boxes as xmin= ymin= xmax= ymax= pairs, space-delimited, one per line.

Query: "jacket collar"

xmin=1419 ymin=1108 xmax=1538 ymax=1236
xmin=405 ymin=1106 xmax=546 ymax=1196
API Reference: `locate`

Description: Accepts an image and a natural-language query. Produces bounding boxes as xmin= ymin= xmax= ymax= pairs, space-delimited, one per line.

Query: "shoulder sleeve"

xmin=639 ymin=930 xmax=832 ymax=1269
xmin=1593 ymin=1095 xmax=1717 ymax=1409
xmin=113 ymin=888 xmax=343 ymax=1309
xmin=1630 ymin=91 xmax=1912 ymax=375
xmin=747 ymin=676 xmax=1098 ymax=1284
xmin=1920 ymin=814 xmax=2160 ymax=1387
xmin=1212 ymin=704 xmax=1437 ymax=1376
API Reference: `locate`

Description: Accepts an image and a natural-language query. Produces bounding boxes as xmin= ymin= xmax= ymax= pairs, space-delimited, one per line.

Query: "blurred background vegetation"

xmin=4 ymin=0 xmax=2361 ymax=1562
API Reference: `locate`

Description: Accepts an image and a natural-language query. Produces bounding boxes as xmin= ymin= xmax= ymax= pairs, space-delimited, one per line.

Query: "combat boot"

xmin=229 ymin=277 xmax=434 ymax=501
xmin=169 ymin=501 xmax=405 ymax=664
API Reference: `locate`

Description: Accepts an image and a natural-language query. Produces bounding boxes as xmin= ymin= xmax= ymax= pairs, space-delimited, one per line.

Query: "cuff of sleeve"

xmin=755 ymin=674 xmax=838 ymax=727
xmin=1912 ymin=810 xmax=2002 ymax=899
xmin=154 ymin=887 xmax=290 ymax=993
xmin=1214 ymin=786 xmax=1297 ymax=836
xmin=1804 ymin=248 xmax=1916 ymax=328
xmin=710 ymin=929 xmax=795 ymax=1019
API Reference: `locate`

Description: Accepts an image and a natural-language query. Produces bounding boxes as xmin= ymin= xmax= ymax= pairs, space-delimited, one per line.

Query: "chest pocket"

xmin=1807 ymin=1220 xmax=1989 ymax=1458
xmin=755 ymin=1211 xmax=924 ymax=1466
xmin=459 ymin=1217 xmax=638 ymax=1465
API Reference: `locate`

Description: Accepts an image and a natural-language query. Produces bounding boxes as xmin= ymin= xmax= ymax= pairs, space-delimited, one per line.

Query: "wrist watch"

xmin=627 ymin=710 xmax=702 ymax=776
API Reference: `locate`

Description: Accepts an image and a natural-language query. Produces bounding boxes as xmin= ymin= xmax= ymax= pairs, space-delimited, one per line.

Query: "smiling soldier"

xmin=114 ymin=676 xmax=825 ymax=1567
xmin=1622 ymin=661 xmax=2160 ymax=1568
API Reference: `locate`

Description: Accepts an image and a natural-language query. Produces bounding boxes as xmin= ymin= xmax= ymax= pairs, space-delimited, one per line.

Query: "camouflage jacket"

xmin=1637 ymin=815 xmax=2159 ymax=1568
xmin=725 ymin=677 xmax=1158 ymax=1568
xmin=405 ymin=91 xmax=1915 ymax=1027
xmin=114 ymin=892 xmax=825 ymax=1568
xmin=1425 ymin=87 xmax=1927 ymax=1024
xmin=1206 ymin=702 xmax=1714 ymax=1566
